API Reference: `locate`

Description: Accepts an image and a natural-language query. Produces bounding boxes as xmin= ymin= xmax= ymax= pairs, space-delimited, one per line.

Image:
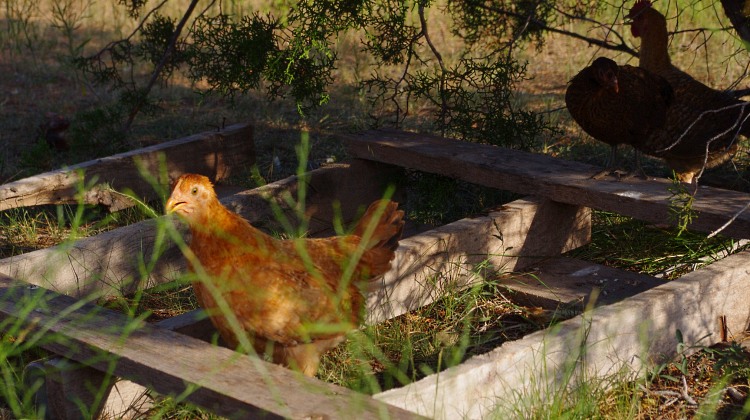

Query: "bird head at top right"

xmin=626 ymin=0 xmax=655 ymax=38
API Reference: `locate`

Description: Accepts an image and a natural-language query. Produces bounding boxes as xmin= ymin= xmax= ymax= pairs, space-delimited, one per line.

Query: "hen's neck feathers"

xmin=637 ymin=9 xmax=672 ymax=73
xmin=188 ymin=197 xmax=272 ymax=256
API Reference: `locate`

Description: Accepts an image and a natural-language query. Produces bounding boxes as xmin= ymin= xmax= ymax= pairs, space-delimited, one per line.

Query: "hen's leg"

xmin=591 ymin=144 xmax=622 ymax=179
xmin=625 ymin=150 xmax=649 ymax=179
xmin=280 ymin=336 xmax=344 ymax=377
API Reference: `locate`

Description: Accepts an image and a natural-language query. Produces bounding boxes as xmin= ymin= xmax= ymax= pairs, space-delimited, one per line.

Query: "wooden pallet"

xmin=1 ymin=128 xmax=748 ymax=419
xmin=338 ymin=130 xmax=750 ymax=417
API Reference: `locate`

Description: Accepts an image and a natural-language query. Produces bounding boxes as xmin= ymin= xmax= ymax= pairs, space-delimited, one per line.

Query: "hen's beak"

xmin=165 ymin=197 xmax=184 ymax=214
xmin=611 ymin=77 xmax=619 ymax=94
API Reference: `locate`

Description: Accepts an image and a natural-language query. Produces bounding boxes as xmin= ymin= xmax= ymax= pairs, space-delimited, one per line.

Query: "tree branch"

xmin=83 ymin=0 xmax=170 ymax=62
xmin=418 ymin=3 xmax=448 ymax=136
xmin=122 ymin=0 xmax=201 ymax=131
xmin=472 ymin=3 xmax=639 ymax=57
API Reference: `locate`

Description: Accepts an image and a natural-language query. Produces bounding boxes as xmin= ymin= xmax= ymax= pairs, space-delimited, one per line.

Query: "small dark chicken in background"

xmin=566 ymin=57 xmax=674 ymax=178
xmin=40 ymin=112 xmax=70 ymax=152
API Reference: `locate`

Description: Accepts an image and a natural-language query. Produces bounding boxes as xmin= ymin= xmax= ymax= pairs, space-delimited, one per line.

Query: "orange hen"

xmin=166 ymin=173 xmax=404 ymax=376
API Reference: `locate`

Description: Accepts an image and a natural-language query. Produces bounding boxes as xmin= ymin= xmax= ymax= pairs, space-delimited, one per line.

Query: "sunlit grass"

xmin=567 ymin=210 xmax=748 ymax=280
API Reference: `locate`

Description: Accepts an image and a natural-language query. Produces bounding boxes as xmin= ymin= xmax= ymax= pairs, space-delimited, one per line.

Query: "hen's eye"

xmin=191 ymin=187 xmax=198 ymax=195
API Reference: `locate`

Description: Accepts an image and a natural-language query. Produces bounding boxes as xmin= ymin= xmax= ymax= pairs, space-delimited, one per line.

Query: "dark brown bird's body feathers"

xmin=565 ymin=57 xmax=673 ymax=174
xmin=566 ymin=58 xmax=673 ymax=150
xmin=166 ymin=173 xmax=404 ymax=375
xmin=629 ymin=1 xmax=750 ymax=182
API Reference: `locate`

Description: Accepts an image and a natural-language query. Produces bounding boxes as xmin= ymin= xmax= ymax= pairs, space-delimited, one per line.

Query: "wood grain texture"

xmin=0 ymin=123 xmax=254 ymax=212
xmin=0 ymin=275 xmax=424 ymax=420
xmin=368 ymin=198 xmax=590 ymax=323
xmin=339 ymin=129 xmax=750 ymax=239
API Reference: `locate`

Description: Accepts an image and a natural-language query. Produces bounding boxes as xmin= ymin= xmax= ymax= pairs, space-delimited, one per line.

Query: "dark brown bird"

xmin=565 ymin=56 xmax=674 ymax=178
xmin=628 ymin=0 xmax=750 ymax=183
xmin=166 ymin=174 xmax=404 ymax=376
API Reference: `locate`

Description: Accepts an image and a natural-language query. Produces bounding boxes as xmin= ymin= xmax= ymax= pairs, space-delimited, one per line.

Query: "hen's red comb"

xmin=628 ymin=0 xmax=652 ymax=18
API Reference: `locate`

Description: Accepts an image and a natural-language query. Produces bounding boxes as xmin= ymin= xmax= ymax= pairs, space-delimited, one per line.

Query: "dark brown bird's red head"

xmin=627 ymin=0 xmax=653 ymax=19
xmin=627 ymin=0 xmax=653 ymax=37
xmin=592 ymin=57 xmax=620 ymax=93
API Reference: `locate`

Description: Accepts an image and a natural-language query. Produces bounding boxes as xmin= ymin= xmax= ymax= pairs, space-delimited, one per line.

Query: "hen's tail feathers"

xmin=354 ymin=199 xmax=405 ymax=253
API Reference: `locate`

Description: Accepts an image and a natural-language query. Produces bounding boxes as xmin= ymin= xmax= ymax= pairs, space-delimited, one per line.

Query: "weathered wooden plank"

xmin=155 ymin=306 xmax=218 ymax=343
xmin=25 ymin=359 xmax=114 ymax=420
xmin=498 ymin=257 xmax=664 ymax=312
xmin=368 ymin=198 xmax=591 ymax=323
xmin=27 ymin=311 xmax=217 ymax=420
xmin=0 ymin=123 xmax=254 ymax=212
xmin=28 ymin=358 xmax=151 ymax=420
xmin=0 ymin=276 xmax=424 ymax=420
xmin=375 ymin=249 xmax=750 ymax=419
xmin=0 ymin=159 xmax=402 ymax=299
xmin=339 ymin=129 xmax=750 ymax=239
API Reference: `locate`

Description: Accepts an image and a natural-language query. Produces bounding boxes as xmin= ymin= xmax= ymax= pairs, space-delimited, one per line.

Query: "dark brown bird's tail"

xmin=354 ymin=199 xmax=405 ymax=253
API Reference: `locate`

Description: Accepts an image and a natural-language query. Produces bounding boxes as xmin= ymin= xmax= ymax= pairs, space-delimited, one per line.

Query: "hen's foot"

xmin=620 ymin=167 xmax=650 ymax=180
xmin=591 ymin=168 xmax=628 ymax=180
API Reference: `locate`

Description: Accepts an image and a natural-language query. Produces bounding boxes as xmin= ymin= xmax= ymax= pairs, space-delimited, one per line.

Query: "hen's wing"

xmin=196 ymin=200 xmax=403 ymax=348
xmin=194 ymin=239 xmax=362 ymax=347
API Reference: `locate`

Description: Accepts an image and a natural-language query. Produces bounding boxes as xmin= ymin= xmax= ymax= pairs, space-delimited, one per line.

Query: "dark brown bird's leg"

xmin=591 ymin=144 xmax=623 ymax=179
xmin=624 ymin=150 xmax=650 ymax=179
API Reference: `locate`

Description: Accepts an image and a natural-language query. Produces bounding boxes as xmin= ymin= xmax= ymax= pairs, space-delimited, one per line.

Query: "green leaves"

xmin=188 ymin=14 xmax=278 ymax=98
xmin=75 ymin=0 xmax=555 ymax=141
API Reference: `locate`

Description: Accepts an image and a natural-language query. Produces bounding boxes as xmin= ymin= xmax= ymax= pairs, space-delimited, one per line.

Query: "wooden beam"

xmin=0 ymin=160 xmax=402 ymax=299
xmin=0 ymin=276 xmax=424 ymax=420
xmin=374 ymin=250 xmax=750 ymax=419
xmin=25 ymin=310 xmax=217 ymax=420
xmin=368 ymin=198 xmax=590 ymax=323
xmin=0 ymin=123 xmax=254 ymax=212
xmin=339 ymin=130 xmax=750 ymax=239
xmin=25 ymin=357 xmax=153 ymax=420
